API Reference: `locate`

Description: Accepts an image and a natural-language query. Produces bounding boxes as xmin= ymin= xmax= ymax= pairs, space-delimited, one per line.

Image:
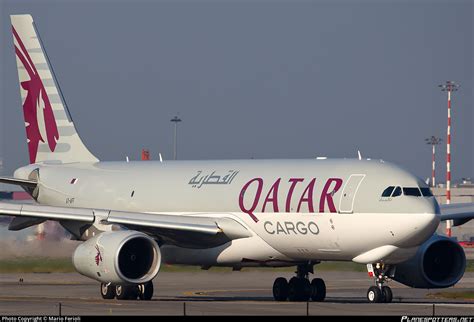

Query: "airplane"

xmin=1 ymin=14 xmax=474 ymax=303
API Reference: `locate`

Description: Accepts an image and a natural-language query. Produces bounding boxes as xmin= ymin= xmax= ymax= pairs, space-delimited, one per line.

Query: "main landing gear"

xmin=366 ymin=263 xmax=393 ymax=303
xmin=272 ymin=263 xmax=326 ymax=302
xmin=100 ymin=281 xmax=154 ymax=300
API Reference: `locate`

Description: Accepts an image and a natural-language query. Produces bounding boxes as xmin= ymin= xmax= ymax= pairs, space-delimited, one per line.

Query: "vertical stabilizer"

xmin=11 ymin=14 xmax=98 ymax=164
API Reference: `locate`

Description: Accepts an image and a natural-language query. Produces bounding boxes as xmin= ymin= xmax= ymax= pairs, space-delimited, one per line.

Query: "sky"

xmin=0 ymin=0 xmax=473 ymax=183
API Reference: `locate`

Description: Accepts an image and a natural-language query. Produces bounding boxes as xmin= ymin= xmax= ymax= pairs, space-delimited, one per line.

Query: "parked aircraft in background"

xmin=1 ymin=15 xmax=473 ymax=303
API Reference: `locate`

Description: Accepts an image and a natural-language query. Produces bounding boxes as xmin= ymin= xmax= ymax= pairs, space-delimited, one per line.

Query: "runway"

xmin=0 ymin=271 xmax=473 ymax=316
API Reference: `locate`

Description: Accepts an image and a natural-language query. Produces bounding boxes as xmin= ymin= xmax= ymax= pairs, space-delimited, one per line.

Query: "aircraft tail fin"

xmin=10 ymin=14 xmax=98 ymax=164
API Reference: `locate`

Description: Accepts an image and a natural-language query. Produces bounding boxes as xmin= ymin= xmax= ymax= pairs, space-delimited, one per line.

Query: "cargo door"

xmin=338 ymin=174 xmax=365 ymax=213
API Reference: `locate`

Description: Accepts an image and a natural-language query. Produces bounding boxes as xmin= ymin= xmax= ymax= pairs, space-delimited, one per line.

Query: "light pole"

xmin=170 ymin=115 xmax=182 ymax=160
xmin=438 ymin=80 xmax=459 ymax=237
xmin=425 ymin=136 xmax=442 ymax=188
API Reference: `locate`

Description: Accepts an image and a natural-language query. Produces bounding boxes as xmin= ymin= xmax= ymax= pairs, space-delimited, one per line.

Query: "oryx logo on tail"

xmin=12 ymin=26 xmax=59 ymax=164
xmin=11 ymin=15 xmax=98 ymax=164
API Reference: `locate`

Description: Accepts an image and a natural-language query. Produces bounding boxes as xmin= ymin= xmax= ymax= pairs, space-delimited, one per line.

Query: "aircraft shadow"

xmin=155 ymin=296 xmax=469 ymax=305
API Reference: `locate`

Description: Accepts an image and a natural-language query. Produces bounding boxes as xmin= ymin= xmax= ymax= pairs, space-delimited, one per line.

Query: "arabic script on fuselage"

xmin=188 ymin=170 xmax=239 ymax=188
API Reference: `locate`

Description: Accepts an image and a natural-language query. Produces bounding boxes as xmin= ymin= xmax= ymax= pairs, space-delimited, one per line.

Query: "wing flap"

xmin=106 ymin=211 xmax=221 ymax=235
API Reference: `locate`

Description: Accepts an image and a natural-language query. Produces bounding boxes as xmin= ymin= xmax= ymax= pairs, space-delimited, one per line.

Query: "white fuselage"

xmin=15 ymin=158 xmax=440 ymax=267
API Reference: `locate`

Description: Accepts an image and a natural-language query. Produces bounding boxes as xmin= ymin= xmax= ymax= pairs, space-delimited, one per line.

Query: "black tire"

xmin=288 ymin=277 xmax=310 ymax=302
xmin=127 ymin=285 xmax=139 ymax=300
xmin=310 ymin=278 xmax=326 ymax=302
xmin=367 ymin=286 xmax=382 ymax=303
xmin=100 ymin=283 xmax=115 ymax=300
xmin=300 ymin=278 xmax=311 ymax=302
xmin=139 ymin=281 xmax=154 ymax=301
xmin=288 ymin=277 xmax=300 ymax=301
xmin=272 ymin=277 xmax=289 ymax=301
xmin=116 ymin=284 xmax=137 ymax=300
xmin=382 ymin=286 xmax=392 ymax=303
xmin=115 ymin=284 xmax=127 ymax=300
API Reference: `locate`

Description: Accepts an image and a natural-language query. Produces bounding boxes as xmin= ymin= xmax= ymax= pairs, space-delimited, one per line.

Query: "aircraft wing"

xmin=0 ymin=201 xmax=252 ymax=248
xmin=439 ymin=203 xmax=474 ymax=227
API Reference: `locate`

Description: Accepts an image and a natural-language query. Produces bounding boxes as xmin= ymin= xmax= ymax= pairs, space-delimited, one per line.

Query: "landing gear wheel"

xmin=116 ymin=284 xmax=138 ymax=300
xmin=288 ymin=277 xmax=300 ymax=301
xmin=300 ymin=278 xmax=311 ymax=301
xmin=367 ymin=286 xmax=382 ymax=303
xmin=138 ymin=281 xmax=154 ymax=301
xmin=100 ymin=283 xmax=115 ymax=299
xmin=115 ymin=284 xmax=127 ymax=300
xmin=127 ymin=285 xmax=139 ymax=300
xmin=366 ymin=263 xmax=394 ymax=303
xmin=272 ymin=277 xmax=289 ymax=301
xmin=288 ymin=277 xmax=311 ymax=302
xmin=310 ymin=278 xmax=326 ymax=302
xmin=382 ymin=286 xmax=392 ymax=303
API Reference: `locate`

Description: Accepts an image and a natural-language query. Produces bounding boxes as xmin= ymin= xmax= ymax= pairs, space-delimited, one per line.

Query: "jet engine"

xmin=393 ymin=235 xmax=466 ymax=288
xmin=73 ymin=230 xmax=161 ymax=284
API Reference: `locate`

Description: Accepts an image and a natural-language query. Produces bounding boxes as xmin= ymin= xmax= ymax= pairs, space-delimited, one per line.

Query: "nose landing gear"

xmin=272 ymin=263 xmax=326 ymax=302
xmin=366 ymin=263 xmax=393 ymax=303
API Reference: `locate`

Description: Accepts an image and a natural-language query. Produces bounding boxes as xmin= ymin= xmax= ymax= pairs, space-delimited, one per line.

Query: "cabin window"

xmin=403 ymin=187 xmax=421 ymax=197
xmin=392 ymin=186 xmax=402 ymax=197
xmin=381 ymin=186 xmax=394 ymax=197
xmin=420 ymin=187 xmax=433 ymax=197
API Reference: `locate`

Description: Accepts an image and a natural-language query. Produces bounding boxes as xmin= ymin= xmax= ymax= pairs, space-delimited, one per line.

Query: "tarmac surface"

xmin=0 ymin=270 xmax=473 ymax=316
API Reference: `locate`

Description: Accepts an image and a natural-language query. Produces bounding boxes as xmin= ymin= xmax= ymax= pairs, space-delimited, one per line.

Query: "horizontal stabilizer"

xmin=0 ymin=177 xmax=37 ymax=188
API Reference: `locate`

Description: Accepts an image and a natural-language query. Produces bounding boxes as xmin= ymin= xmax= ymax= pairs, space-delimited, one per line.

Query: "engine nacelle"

xmin=73 ymin=230 xmax=161 ymax=284
xmin=392 ymin=235 xmax=466 ymax=288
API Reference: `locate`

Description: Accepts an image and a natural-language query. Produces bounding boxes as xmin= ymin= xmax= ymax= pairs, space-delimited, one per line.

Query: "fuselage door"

xmin=338 ymin=174 xmax=365 ymax=213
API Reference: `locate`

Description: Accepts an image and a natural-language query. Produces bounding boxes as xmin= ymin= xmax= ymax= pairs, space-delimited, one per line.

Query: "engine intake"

xmin=118 ymin=236 xmax=156 ymax=280
xmin=73 ymin=230 xmax=161 ymax=284
xmin=393 ymin=235 xmax=466 ymax=288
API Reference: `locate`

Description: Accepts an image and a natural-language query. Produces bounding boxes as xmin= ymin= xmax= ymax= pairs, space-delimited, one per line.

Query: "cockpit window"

xmin=381 ymin=186 xmax=395 ymax=197
xmin=403 ymin=187 xmax=421 ymax=197
xmin=420 ymin=187 xmax=433 ymax=197
xmin=392 ymin=186 xmax=402 ymax=197
xmin=382 ymin=186 xmax=432 ymax=198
